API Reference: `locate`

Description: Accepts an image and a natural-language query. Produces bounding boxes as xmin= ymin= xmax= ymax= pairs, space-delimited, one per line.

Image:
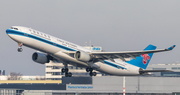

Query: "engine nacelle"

xmin=75 ymin=51 xmax=91 ymax=62
xmin=32 ymin=52 xmax=50 ymax=64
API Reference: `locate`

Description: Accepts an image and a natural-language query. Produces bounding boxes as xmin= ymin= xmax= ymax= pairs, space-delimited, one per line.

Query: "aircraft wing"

xmin=90 ymin=45 xmax=176 ymax=61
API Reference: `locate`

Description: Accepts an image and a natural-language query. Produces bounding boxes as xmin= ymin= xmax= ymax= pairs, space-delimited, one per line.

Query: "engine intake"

xmin=75 ymin=51 xmax=91 ymax=62
xmin=32 ymin=52 xmax=50 ymax=64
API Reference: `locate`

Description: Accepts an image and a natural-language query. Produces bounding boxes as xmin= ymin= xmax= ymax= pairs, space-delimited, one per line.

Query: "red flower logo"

xmin=141 ymin=54 xmax=150 ymax=64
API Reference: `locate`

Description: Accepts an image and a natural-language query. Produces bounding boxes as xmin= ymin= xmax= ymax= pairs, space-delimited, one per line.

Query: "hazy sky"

xmin=0 ymin=0 xmax=180 ymax=75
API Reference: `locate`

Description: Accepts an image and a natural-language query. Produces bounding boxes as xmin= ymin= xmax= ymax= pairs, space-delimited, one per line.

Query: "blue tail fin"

xmin=126 ymin=44 xmax=157 ymax=69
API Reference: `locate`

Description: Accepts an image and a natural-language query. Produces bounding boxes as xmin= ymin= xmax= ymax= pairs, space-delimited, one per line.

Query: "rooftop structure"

xmin=0 ymin=70 xmax=5 ymax=75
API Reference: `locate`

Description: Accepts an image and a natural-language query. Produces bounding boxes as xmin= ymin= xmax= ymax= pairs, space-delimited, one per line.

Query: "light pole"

xmin=123 ymin=76 xmax=125 ymax=95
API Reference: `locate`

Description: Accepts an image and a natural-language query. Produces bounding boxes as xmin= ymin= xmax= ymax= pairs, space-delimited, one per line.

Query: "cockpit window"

xmin=14 ymin=28 xmax=18 ymax=30
xmin=10 ymin=27 xmax=18 ymax=30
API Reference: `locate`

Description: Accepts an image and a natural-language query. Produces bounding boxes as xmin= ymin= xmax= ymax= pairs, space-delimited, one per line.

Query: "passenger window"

xmin=44 ymin=34 xmax=46 ymax=37
xmin=37 ymin=32 xmax=39 ymax=34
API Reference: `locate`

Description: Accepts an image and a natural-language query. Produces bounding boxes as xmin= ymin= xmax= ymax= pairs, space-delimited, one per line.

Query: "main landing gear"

xmin=86 ymin=67 xmax=97 ymax=76
xmin=61 ymin=64 xmax=72 ymax=77
xmin=17 ymin=43 xmax=23 ymax=52
xmin=61 ymin=68 xmax=72 ymax=77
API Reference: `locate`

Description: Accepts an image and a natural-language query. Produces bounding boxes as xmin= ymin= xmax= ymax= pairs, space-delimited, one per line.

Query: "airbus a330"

xmin=6 ymin=26 xmax=175 ymax=77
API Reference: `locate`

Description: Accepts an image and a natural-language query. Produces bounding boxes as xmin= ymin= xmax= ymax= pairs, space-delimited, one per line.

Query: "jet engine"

xmin=32 ymin=52 xmax=50 ymax=64
xmin=75 ymin=51 xmax=92 ymax=62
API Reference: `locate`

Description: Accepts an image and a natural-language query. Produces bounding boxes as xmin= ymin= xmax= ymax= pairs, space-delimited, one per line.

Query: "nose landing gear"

xmin=18 ymin=47 xmax=23 ymax=52
xmin=17 ymin=43 xmax=23 ymax=52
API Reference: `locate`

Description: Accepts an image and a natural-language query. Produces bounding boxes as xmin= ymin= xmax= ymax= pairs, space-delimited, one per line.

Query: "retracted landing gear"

xmin=61 ymin=64 xmax=72 ymax=77
xmin=17 ymin=43 xmax=23 ymax=52
xmin=86 ymin=67 xmax=97 ymax=76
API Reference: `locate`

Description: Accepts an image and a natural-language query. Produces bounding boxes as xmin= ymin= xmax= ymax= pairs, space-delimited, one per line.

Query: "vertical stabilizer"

xmin=126 ymin=44 xmax=156 ymax=69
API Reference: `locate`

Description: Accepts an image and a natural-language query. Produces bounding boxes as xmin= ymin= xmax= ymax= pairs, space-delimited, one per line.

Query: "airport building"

xmin=0 ymin=76 xmax=180 ymax=95
xmin=0 ymin=75 xmax=45 ymax=80
xmin=1 ymin=63 xmax=180 ymax=95
xmin=147 ymin=63 xmax=180 ymax=77
xmin=45 ymin=60 xmax=180 ymax=80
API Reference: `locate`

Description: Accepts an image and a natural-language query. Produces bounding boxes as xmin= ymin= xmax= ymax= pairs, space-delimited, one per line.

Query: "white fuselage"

xmin=6 ymin=26 xmax=140 ymax=76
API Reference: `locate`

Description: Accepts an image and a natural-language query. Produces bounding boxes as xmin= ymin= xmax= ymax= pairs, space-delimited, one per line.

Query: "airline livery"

xmin=6 ymin=26 xmax=175 ymax=77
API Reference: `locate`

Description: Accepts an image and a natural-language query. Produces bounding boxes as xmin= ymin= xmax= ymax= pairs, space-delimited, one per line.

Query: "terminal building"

xmin=1 ymin=63 xmax=180 ymax=95
xmin=45 ymin=62 xmax=180 ymax=80
xmin=147 ymin=63 xmax=180 ymax=77
xmin=0 ymin=76 xmax=180 ymax=95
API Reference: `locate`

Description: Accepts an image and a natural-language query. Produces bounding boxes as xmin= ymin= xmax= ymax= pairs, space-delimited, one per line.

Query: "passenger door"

xmin=52 ymin=37 xmax=57 ymax=46
xmin=23 ymin=28 xmax=29 ymax=37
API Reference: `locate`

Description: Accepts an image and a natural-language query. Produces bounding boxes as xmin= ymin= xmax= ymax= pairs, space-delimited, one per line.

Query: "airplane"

xmin=6 ymin=26 xmax=176 ymax=77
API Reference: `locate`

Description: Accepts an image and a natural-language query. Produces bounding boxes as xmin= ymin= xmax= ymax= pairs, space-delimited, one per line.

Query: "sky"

xmin=0 ymin=0 xmax=180 ymax=75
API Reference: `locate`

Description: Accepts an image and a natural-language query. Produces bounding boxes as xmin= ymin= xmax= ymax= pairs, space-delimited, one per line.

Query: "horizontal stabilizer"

xmin=139 ymin=69 xmax=174 ymax=74
xmin=139 ymin=69 xmax=173 ymax=73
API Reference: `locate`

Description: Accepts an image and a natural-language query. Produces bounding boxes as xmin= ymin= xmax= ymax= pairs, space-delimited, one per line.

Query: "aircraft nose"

xmin=6 ymin=29 xmax=15 ymax=39
xmin=6 ymin=29 xmax=12 ymax=35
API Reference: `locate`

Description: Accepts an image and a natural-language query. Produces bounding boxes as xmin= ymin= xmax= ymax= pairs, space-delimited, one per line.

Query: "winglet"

xmin=167 ymin=45 xmax=176 ymax=50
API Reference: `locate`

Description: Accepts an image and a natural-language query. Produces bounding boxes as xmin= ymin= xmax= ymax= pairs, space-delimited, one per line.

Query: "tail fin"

xmin=126 ymin=44 xmax=157 ymax=69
